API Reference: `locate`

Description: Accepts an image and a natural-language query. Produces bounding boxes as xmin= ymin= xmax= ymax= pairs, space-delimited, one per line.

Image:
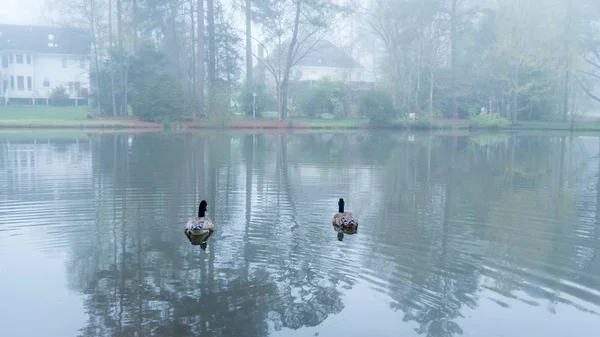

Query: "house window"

xmin=9 ymin=54 xmax=13 ymax=64
xmin=16 ymin=54 xmax=23 ymax=64
xmin=27 ymin=76 xmax=32 ymax=91
xmin=43 ymin=79 xmax=50 ymax=87
xmin=26 ymin=55 xmax=31 ymax=64
xmin=357 ymin=71 xmax=363 ymax=81
xmin=62 ymin=57 xmax=67 ymax=68
xmin=1 ymin=55 xmax=7 ymax=68
xmin=17 ymin=76 xmax=24 ymax=91
xmin=2 ymin=79 xmax=7 ymax=92
xmin=10 ymin=76 xmax=14 ymax=89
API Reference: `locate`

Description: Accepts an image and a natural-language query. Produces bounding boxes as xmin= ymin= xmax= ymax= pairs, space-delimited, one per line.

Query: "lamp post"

xmin=252 ymin=91 xmax=257 ymax=118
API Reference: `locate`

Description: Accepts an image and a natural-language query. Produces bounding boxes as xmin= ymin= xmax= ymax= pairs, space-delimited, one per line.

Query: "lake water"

xmin=1 ymin=131 xmax=599 ymax=337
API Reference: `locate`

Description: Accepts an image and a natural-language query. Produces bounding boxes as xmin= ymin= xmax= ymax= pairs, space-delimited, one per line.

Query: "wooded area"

xmin=47 ymin=0 xmax=600 ymax=123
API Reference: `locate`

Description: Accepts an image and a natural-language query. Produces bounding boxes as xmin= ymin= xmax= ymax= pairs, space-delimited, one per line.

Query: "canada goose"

xmin=332 ymin=198 xmax=358 ymax=231
xmin=185 ymin=200 xmax=215 ymax=236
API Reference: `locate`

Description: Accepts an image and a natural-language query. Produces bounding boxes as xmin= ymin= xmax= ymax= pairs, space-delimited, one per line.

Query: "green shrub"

xmin=358 ymin=89 xmax=396 ymax=124
xmin=298 ymin=77 xmax=345 ymax=118
xmin=49 ymin=86 xmax=70 ymax=106
xmin=470 ymin=114 xmax=511 ymax=129
xmin=241 ymin=83 xmax=277 ymax=118
xmin=409 ymin=116 xmax=441 ymax=129
xmin=130 ymin=73 xmax=186 ymax=122
xmin=207 ymin=82 xmax=236 ymax=118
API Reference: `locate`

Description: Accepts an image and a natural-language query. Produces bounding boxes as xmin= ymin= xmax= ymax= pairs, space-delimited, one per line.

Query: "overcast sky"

xmin=0 ymin=0 xmax=374 ymax=76
xmin=0 ymin=0 xmax=43 ymax=25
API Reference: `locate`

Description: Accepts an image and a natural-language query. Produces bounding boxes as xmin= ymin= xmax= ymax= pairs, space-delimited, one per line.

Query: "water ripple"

xmin=1 ymin=132 xmax=600 ymax=337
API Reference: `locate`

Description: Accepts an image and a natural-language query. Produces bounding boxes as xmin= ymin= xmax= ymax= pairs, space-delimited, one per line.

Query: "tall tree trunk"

xmin=90 ymin=0 xmax=101 ymax=112
xmin=563 ymin=68 xmax=570 ymax=122
xmin=512 ymin=90 xmax=518 ymax=122
xmin=450 ymin=0 xmax=458 ymax=119
xmin=189 ymin=0 xmax=196 ymax=97
xmin=562 ymin=2 xmax=572 ymax=122
xmin=392 ymin=44 xmax=400 ymax=106
xmin=415 ymin=33 xmax=422 ymax=114
xmin=280 ymin=0 xmax=302 ymax=121
xmin=223 ymin=18 xmax=232 ymax=85
xmin=596 ymin=136 xmax=600 ymax=237
xmin=132 ymin=0 xmax=138 ymax=50
xmin=197 ymin=0 xmax=205 ymax=117
xmin=207 ymin=0 xmax=216 ymax=116
xmin=429 ymin=66 xmax=434 ymax=116
xmin=245 ymin=0 xmax=253 ymax=116
xmin=117 ymin=0 xmax=125 ymax=116
xmin=511 ymin=62 xmax=521 ymax=122
xmin=257 ymin=43 xmax=265 ymax=84
xmin=207 ymin=0 xmax=216 ymax=83
xmin=108 ymin=0 xmax=117 ymax=116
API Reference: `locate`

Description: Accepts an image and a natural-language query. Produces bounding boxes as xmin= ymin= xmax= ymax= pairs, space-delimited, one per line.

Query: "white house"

xmin=289 ymin=40 xmax=368 ymax=82
xmin=0 ymin=24 xmax=91 ymax=105
xmin=262 ymin=40 xmax=371 ymax=84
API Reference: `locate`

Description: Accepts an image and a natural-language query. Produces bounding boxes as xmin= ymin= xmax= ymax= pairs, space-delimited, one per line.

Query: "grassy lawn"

xmin=0 ymin=105 xmax=92 ymax=120
xmin=3 ymin=105 xmax=600 ymax=132
xmin=0 ymin=119 xmax=135 ymax=127
xmin=291 ymin=118 xmax=365 ymax=127
xmin=0 ymin=105 xmax=142 ymax=127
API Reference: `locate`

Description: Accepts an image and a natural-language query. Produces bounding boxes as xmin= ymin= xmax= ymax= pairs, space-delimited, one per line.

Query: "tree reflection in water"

xmin=69 ymin=133 xmax=348 ymax=337
xmin=48 ymin=131 xmax=600 ymax=337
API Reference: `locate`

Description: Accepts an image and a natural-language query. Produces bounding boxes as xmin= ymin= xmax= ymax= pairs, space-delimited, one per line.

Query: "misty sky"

xmin=1 ymin=0 xmax=39 ymax=24
xmin=0 ymin=0 xmax=372 ymax=80
xmin=1 ymin=0 xmax=43 ymax=25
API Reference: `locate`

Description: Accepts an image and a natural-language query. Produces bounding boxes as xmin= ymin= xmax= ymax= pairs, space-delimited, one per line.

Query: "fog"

xmin=2 ymin=0 xmax=600 ymax=122
xmin=1 ymin=0 xmax=43 ymax=25
xmin=3 ymin=1 xmax=600 ymax=337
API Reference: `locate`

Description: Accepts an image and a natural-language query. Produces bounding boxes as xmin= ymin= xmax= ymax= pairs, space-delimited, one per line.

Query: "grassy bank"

xmin=2 ymin=106 xmax=600 ymax=131
xmin=0 ymin=106 xmax=157 ymax=129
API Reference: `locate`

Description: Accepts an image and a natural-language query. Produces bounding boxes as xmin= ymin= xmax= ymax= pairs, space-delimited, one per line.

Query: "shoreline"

xmin=1 ymin=118 xmax=600 ymax=132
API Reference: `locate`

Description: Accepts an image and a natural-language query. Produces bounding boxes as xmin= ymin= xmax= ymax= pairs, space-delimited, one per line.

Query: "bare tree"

xmin=577 ymin=0 xmax=600 ymax=104
xmin=245 ymin=0 xmax=253 ymax=116
xmin=117 ymin=0 xmax=125 ymax=115
xmin=207 ymin=0 xmax=217 ymax=115
xmin=252 ymin=0 xmax=345 ymax=120
xmin=197 ymin=0 xmax=205 ymax=117
xmin=49 ymin=0 xmax=107 ymax=112
xmin=108 ymin=0 xmax=117 ymax=116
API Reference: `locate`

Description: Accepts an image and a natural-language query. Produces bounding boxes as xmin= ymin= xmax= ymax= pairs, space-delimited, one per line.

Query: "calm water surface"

xmin=1 ymin=131 xmax=599 ymax=337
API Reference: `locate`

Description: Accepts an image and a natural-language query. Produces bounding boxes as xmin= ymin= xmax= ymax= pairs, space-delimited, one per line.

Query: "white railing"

xmin=2 ymin=86 xmax=88 ymax=101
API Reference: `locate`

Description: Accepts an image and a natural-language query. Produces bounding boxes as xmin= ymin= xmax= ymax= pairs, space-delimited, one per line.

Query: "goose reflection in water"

xmin=333 ymin=223 xmax=358 ymax=241
xmin=184 ymin=231 xmax=213 ymax=251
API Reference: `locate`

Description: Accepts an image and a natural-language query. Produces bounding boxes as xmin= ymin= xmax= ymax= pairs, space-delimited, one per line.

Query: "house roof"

xmin=267 ymin=40 xmax=364 ymax=69
xmin=294 ymin=40 xmax=363 ymax=69
xmin=0 ymin=24 xmax=91 ymax=55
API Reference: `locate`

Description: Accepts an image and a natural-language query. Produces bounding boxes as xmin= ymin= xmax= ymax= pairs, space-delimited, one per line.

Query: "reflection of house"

xmin=0 ymin=24 xmax=91 ymax=105
xmin=0 ymin=139 xmax=92 ymax=187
